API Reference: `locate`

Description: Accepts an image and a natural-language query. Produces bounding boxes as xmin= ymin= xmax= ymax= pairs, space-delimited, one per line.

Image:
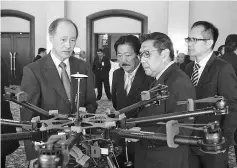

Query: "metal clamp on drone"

xmin=0 ymin=79 xmax=228 ymax=168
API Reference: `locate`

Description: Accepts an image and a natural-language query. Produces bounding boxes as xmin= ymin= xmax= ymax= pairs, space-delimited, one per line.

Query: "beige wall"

xmin=1 ymin=1 xmax=47 ymax=55
xmin=1 ymin=17 xmax=30 ymax=32
xmin=189 ymin=1 xmax=237 ymax=51
xmin=66 ymin=1 xmax=169 ymax=51
xmin=2 ymin=1 xmax=237 ymax=54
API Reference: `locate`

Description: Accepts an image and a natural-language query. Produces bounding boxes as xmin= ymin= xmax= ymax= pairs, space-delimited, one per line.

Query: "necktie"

xmin=59 ymin=62 xmax=71 ymax=103
xmin=124 ymin=73 xmax=134 ymax=95
xmin=191 ymin=63 xmax=200 ymax=87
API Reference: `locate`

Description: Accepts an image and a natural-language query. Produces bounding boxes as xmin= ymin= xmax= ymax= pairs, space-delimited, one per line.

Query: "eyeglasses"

xmin=185 ymin=37 xmax=210 ymax=43
xmin=139 ymin=49 xmax=158 ymax=59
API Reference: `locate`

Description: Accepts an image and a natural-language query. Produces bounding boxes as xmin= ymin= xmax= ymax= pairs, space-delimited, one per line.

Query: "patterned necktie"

xmin=59 ymin=62 xmax=71 ymax=103
xmin=191 ymin=63 xmax=200 ymax=87
xmin=124 ymin=73 xmax=134 ymax=95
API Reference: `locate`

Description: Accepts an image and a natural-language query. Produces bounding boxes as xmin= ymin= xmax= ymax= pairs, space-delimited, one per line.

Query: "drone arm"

xmin=126 ymin=108 xmax=216 ymax=125
xmin=1 ymin=130 xmax=47 ymax=142
xmin=111 ymin=129 xmax=200 ymax=146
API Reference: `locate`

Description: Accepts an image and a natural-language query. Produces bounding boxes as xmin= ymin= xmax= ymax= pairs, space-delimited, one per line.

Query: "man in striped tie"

xmin=185 ymin=21 xmax=237 ymax=168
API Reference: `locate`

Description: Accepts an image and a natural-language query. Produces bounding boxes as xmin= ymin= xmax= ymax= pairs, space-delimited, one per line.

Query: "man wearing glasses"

xmin=185 ymin=21 xmax=237 ymax=168
xmin=134 ymin=32 xmax=196 ymax=168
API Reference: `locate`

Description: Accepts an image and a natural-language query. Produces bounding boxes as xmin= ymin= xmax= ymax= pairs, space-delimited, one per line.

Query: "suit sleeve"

xmin=106 ymin=58 xmax=111 ymax=72
xmin=85 ymin=64 xmax=98 ymax=113
xmin=218 ymin=63 xmax=237 ymax=147
xmin=167 ymin=77 xmax=196 ymax=136
xmin=112 ymin=71 xmax=117 ymax=110
xmin=20 ymin=66 xmax=41 ymax=121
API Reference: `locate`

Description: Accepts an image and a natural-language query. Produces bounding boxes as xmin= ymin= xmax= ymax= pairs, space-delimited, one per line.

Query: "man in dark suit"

xmin=185 ymin=21 xmax=237 ymax=168
xmin=134 ymin=32 xmax=196 ymax=168
xmin=20 ymin=18 xmax=97 ymax=163
xmin=112 ymin=35 xmax=154 ymax=167
xmin=92 ymin=48 xmax=112 ymax=100
xmin=33 ymin=48 xmax=47 ymax=62
xmin=221 ymin=34 xmax=237 ymax=75
xmin=177 ymin=53 xmax=192 ymax=72
xmin=220 ymin=34 xmax=237 ymax=162
xmin=1 ymin=58 xmax=20 ymax=168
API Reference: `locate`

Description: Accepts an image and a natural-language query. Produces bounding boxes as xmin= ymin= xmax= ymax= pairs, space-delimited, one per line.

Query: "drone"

xmin=1 ymin=73 xmax=229 ymax=168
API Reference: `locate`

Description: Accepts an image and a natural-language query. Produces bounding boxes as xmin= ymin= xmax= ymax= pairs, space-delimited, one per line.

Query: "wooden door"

xmin=1 ymin=33 xmax=31 ymax=85
xmin=1 ymin=33 xmax=14 ymax=83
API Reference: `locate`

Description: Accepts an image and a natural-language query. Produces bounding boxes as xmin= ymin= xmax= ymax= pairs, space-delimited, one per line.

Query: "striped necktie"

xmin=59 ymin=62 xmax=71 ymax=103
xmin=191 ymin=63 xmax=200 ymax=87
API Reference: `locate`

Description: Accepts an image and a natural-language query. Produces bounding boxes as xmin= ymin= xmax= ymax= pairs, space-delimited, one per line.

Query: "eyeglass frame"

xmin=185 ymin=37 xmax=210 ymax=43
xmin=139 ymin=49 xmax=160 ymax=59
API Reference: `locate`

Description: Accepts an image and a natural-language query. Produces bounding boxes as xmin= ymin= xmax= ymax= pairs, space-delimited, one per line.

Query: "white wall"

xmin=94 ymin=17 xmax=141 ymax=34
xmin=1 ymin=17 xmax=30 ymax=32
xmin=2 ymin=1 xmax=237 ymax=55
xmin=66 ymin=1 xmax=169 ymax=51
xmin=1 ymin=1 xmax=47 ymax=55
xmin=189 ymin=1 xmax=237 ymax=51
xmin=168 ymin=1 xmax=189 ymax=55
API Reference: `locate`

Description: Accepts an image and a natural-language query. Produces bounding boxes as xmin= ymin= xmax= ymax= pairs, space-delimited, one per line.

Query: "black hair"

xmin=38 ymin=48 xmax=46 ymax=54
xmin=225 ymin=34 xmax=237 ymax=53
xmin=191 ymin=21 xmax=219 ymax=49
xmin=114 ymin=35 xmax=141 ymax=55
xmin=140 ymin=32 xmax=174 ymax=60
xmin=48 ymin=18 xmax=78 ymax=39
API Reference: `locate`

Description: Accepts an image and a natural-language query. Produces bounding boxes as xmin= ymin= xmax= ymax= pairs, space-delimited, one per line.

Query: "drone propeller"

xmin=71 ymin=73 xmax=88 ymax=79
xmin=177 ymin=96 xmax=224 ymax=105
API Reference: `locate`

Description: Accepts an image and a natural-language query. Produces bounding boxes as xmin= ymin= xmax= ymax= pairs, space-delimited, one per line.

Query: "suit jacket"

xmin=185 ymin=53 xmax=237 ymax=147
xmin=112 ymin=64 xmax=154 ymax=118
xmin=220 ymin=52 xmax=237 ymax=75
xmin=1 ymin=58 xmax=19 ymax=156
xmin=33 ymin=55 xmax=42 ymax=62
xmin=92 ymin=56 xmax=111 ymax=78
xmin=20 ymin=53 xmax=97 ymax=160
xmin=138 ymin=63 xmax=196 ymax=147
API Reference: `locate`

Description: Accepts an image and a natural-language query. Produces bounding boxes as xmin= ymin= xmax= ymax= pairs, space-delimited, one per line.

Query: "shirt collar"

xmin=124 ymin=63 xmax=140 ymax=77
xmin=51 ymin=51 xmax=70 ymax=69
xmin=195 ymin=51 xmax=213 ymax=67
xmin=156 ymin=61 xmax=175 ymax=80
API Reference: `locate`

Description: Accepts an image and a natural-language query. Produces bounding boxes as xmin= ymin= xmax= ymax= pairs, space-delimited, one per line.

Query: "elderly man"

xmin=134 ymin=32 xmax=196 ymax=168
xmin=185 ymin=21 xmax=237 ymax=168
xmin=20 ymin=18 xmax=97 ymax=163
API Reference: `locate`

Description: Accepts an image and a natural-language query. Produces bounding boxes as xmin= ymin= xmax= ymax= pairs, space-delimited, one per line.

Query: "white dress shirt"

xmin=124 ymin=63 xmax=141 ymax=93
xmin=194 ymin=51 xmax=213 ymax=83
xmin=51 ymin=51 xmax=71 ymax=81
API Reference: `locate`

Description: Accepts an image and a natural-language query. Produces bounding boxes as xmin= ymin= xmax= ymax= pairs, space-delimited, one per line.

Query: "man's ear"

xmin=49 ymin=35 xmax=53 ymax=43
xmin=161 ymin=49 xmax=170 ymax=59
xmin=206 ymin=39 xmax=214 ymax=49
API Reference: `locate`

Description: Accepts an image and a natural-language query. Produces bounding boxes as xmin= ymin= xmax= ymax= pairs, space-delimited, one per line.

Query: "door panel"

xmin=1 ymin=33 xmax=31 ymax=85
xmin=14 ymin=33 xmax=30 ymax=84
xmin=1 ymin=33 xmax=14 ymax=83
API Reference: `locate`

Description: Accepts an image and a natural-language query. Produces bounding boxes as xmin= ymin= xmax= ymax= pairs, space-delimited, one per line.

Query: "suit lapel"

xmin=127 ymin=65 xmax=144 ymax=97
xmin=186 ymin=62 xmax=194 ymax=78
xmin=44 ymin=54 xmax=71 ymax=106
xmin=197 ymin=54 xmax=216 ymax=87
xmin=117 ymin=68 xmax=127 ymax=96
xmin=157 ymin=63 xmax=178 ymax=84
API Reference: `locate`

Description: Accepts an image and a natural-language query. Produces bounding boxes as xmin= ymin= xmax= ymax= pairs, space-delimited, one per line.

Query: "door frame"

xmin=1 ymin=9 xmax=35 ymax=59
xmin=86 ymin=9 xmax=148 ymax=64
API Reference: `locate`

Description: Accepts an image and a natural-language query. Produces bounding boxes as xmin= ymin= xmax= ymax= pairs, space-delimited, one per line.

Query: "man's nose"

xmin=140 ymin=56 xmax=146 ymax=63
xmin=65 ymin=40 xmax=71 ymax=48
